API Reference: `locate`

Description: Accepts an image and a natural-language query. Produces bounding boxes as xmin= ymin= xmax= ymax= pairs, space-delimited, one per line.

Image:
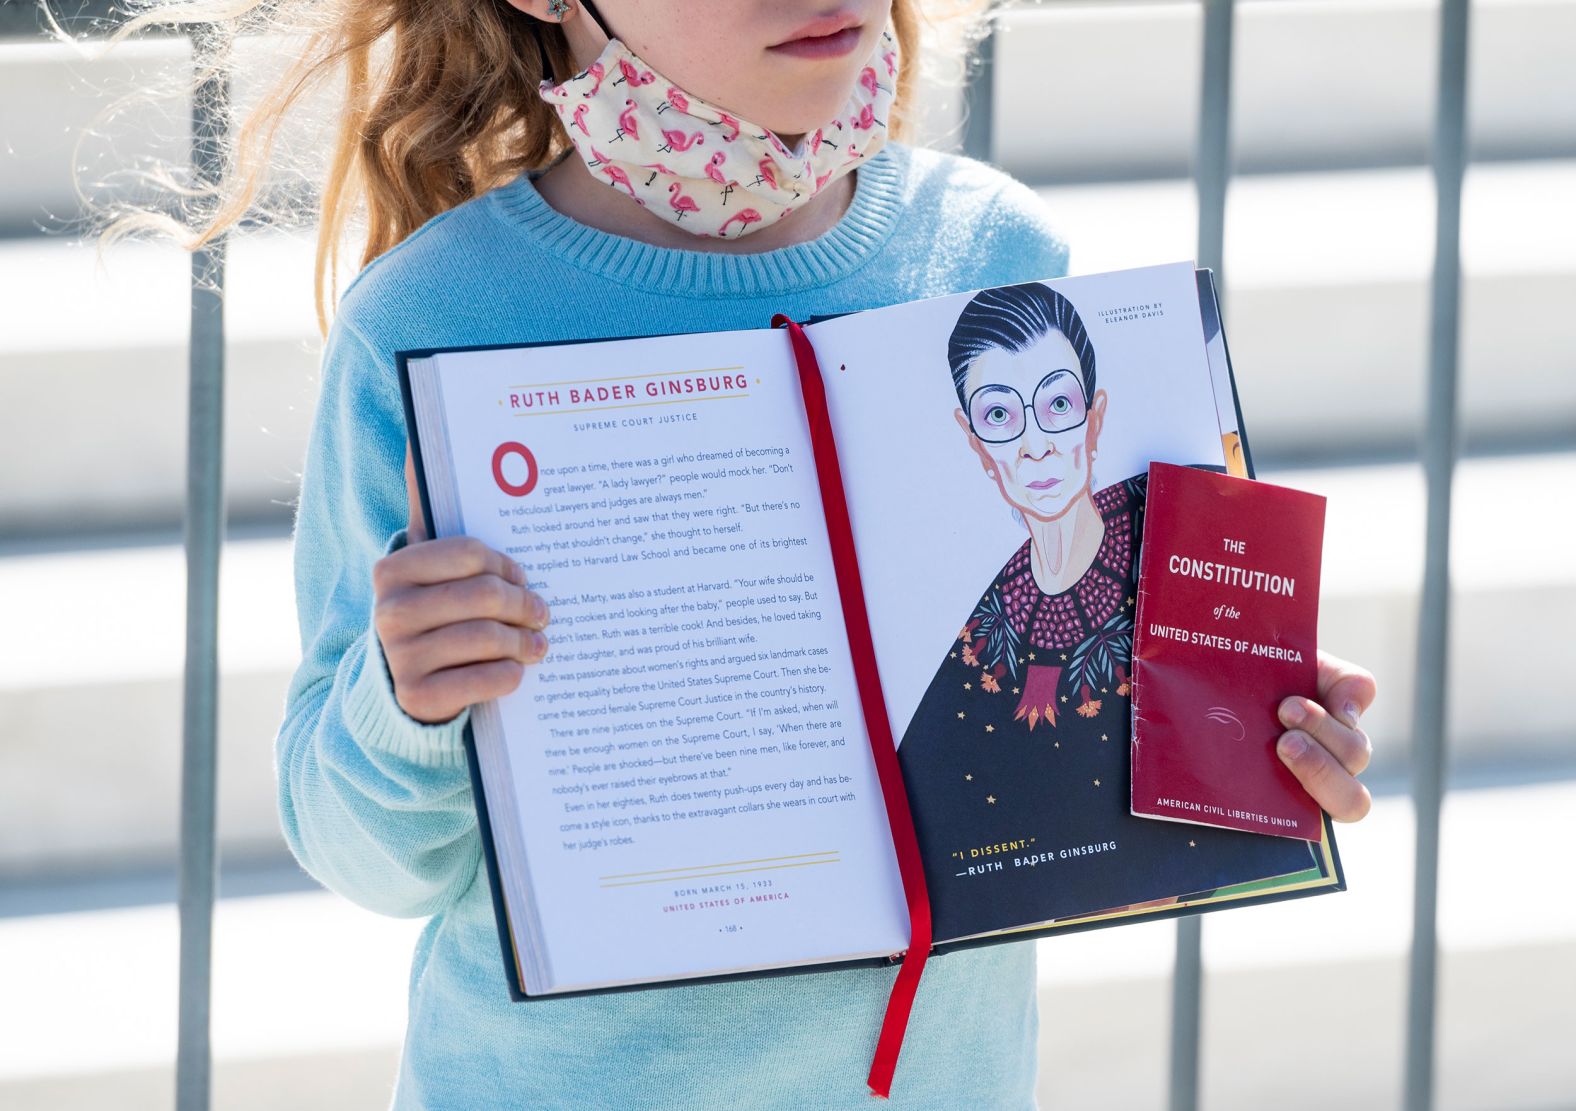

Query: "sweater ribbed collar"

xmin=485 ymin=144 xmax=907 ymax=298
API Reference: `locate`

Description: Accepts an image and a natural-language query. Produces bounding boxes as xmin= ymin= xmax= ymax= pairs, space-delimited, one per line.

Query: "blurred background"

xmin=1 ymin=0 xmax=1573 ymax=1107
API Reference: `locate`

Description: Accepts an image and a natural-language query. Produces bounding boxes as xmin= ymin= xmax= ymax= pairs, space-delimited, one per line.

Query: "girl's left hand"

xmin=1276 ymin=651 xmax=1378 ymax=823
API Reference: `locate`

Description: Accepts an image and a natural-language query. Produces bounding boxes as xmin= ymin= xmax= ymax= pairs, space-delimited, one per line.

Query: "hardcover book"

xmin=397 ymin=261 xmax=1344 ymax=1021
xmin=1129 ymin=462 xmax=1327 ymax=841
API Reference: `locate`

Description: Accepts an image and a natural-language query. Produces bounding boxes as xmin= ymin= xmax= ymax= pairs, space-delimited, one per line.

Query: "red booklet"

xmin=1130 ymin=462 xmax=1326 ymax=841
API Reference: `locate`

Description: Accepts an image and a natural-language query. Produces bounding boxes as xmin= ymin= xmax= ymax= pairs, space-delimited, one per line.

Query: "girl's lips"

xmin=1026 ymin=476 xmax=1063 ymax=491
xmin=768 ymin=25 xmax=863 ymax=60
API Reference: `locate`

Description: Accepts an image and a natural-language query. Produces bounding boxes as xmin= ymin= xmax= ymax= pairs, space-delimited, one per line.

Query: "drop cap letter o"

xmin=492 ymin=441 xmax=539 ymax=497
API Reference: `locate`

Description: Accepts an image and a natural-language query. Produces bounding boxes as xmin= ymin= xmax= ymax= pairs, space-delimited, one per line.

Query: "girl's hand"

xmin=1276 ymin=651 xmax=1378 ymax=823
xmin=370 ymin=440 xmax=551 ymax=725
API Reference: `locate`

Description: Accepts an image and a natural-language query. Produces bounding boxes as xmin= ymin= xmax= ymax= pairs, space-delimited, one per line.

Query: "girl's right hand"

xmin=371 ymin=440 xmax=551 ymax=725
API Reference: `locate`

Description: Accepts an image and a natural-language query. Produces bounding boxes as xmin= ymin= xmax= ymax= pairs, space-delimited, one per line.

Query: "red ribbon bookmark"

xmin=772 ymin=315 xmax=933 ymax=1100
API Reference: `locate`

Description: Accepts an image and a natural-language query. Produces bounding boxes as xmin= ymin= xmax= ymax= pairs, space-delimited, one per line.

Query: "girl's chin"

xmin=751 ymin=86 xmax=865 ymax=137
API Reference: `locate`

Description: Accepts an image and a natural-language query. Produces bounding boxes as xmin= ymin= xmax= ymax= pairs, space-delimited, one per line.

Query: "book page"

xmin=806 ymin=262 xmax=1323 ymax=944
xmin=417 ymin=328 xmax=909 ymax=991
xmin=809 ymin=263 xmax=1227 ymax=738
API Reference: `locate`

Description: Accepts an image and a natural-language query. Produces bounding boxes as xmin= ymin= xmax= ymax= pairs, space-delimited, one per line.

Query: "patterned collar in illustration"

xmin=957 ymin=476 xmax=1146 ymax=730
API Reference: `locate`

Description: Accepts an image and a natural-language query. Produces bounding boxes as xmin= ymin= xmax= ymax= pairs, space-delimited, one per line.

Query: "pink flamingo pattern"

xmin=667 ymin=182 xmax=701 ymax=221
xmin=537 ymin=26 xmax=899 ymax=236
xmin=703 ymin=152 xmax=732 ymax=187
xmin=659 ymin=128 xmax=704 ymax=153
xmin=617 ymin=99 xmax=640 ymax=141
xmin=718 ymin=208 xmax=763 ymax=237
xmin=600 ymin=164 xmax=640 ymax=203
xmin=615 ymin=58 xmax=655 ymax=87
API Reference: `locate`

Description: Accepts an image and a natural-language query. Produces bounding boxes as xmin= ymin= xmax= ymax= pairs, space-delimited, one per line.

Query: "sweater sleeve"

xmin=274 ymin=313 xmax=482 ymax=919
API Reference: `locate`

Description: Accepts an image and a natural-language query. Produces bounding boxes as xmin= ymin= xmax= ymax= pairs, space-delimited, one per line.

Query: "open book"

xmin=398 ymin=261 xmax=1344 ymax=1005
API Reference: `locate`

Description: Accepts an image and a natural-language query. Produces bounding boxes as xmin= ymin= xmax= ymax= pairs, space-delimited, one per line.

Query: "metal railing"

xmin=961 ymin=3 xmax=1467 ymax=1110
xmin=149 ymin=0 xmax=1467 ymax=1107
xmin=176 ymin=22 xmax=229 ymax=1111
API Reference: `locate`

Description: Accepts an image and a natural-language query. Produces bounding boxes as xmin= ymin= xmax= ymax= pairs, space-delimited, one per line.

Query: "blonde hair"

xmin=60 ymin=0 xmax=984 ymax=339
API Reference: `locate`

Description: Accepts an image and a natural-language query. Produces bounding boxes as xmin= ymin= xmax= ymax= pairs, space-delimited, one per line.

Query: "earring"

xmin=987 ymin=469 xmax=996 ymax=479
xmin=546 ymin=0 xmax=571 ymax=19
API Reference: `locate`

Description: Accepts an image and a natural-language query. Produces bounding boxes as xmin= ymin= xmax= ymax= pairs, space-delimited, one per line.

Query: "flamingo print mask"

xmin=539 ymin=24 xmax=899 ymax=238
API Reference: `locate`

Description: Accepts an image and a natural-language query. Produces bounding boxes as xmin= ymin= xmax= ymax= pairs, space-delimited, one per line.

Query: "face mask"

xmin=537 ymin=3 xmax=899 ymax=238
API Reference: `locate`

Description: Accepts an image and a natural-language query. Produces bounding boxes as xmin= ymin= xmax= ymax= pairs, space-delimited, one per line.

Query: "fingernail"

xmin=531 ymin=631 xmax=549 ymax=658
xmin=1343 ymin=701 xmax=1361 ymax=725
xmin=1278 ymin=697 xmax=1307 ymax=727
xmin=511 ymin=561 xmax=527 ymax=584
xmin=535 ymin=596 xmax=551 ymax=626
xmin=1278 ymin=732 xmax=1308 ymax=762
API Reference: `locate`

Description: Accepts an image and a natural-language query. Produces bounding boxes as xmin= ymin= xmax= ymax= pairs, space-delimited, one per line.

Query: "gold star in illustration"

xmin=950 ymin=651 xmax=957 ymax=659
xmin=1127 ymin=597 xmax=1135 ymax=606
xmin=1060 ymin=695 xmax=1068 ymax=704
xmin=964 ymin=773 xmax=973 ymax=781
xmin=986 ymin=795 xmax=997 ymax=804
xmin=1028 ymin=652 xmax=1036 ymax=661
xmin=1054 ymin=741 xmax=1060 ymax=748
xmin=1100 ymin=733 xmax=1109 ymax=742
xmin=1012 ymin=686 xmax=1020 ymax=695
xmin=985 ymin=724 xmax=995 ymax=734
xmin=1100 ymin=687 xmax=1108 ymax=694
xmin=963 ymin=682 xmax=972 ymax=690
xmin=1189 ymin=840 xmax=1197 ymax=848
xmin=1093 ymin=779 xmax=1101 ymax=787
xmin=957 ymin=711 xmax=966 ymax=720
xmin=1060 ymin=653 xmax=1068 ymax=662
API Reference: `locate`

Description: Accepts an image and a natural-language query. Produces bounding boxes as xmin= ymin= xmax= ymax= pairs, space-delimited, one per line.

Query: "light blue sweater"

xmin=278 ymin=141 xmax=1069 ymax=1110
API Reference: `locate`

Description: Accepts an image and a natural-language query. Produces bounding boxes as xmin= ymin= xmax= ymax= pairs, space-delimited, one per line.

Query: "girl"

xmin=97 ymin=0 xmax=1377 ymax=1105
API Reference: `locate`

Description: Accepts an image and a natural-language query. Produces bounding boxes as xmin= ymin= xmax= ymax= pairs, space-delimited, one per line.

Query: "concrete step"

xmin=2 ymin=158 xmax=1573 ymax=537
xmin=0 ymin=453 xmax=1571 ymax=878
xmin=5 ymin=1 xmax=1574 ymax=226
xmin=2 ymin=778 xmax=1571 ymax=1110
xmin=991 ymin=0 xmax=1576 ymax=183
xmin=1036 ymin=159 xmax=1576 ymax=463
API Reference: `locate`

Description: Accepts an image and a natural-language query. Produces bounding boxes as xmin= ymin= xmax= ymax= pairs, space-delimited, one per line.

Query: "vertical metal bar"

xmin=1173 ymin=4 xmax=1234 ymax=1111
xmin=177 ymin=22 xmax=229 ymax=1111
xmin=1405 ymin=3 xmax=1469 ymax=1110
xmin=1169 ymin=916 xmax=1204 ymax=1111
xmin=961 ymin=6 xmax=997 ymax=163
xmin=1195 ymin=0 xmax=1235 ymax=282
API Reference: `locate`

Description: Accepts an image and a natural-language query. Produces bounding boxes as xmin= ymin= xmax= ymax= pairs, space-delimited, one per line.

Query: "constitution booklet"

xmin=1130 ymin=461 xmax=1327 ymax=841
xmin=397 ymin=261 xmax=1345 ymax=1011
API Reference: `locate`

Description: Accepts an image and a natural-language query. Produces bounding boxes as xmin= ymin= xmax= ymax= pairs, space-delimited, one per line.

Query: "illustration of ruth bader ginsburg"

xmin=894 ymin=282 xmax=1319 ymax=943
